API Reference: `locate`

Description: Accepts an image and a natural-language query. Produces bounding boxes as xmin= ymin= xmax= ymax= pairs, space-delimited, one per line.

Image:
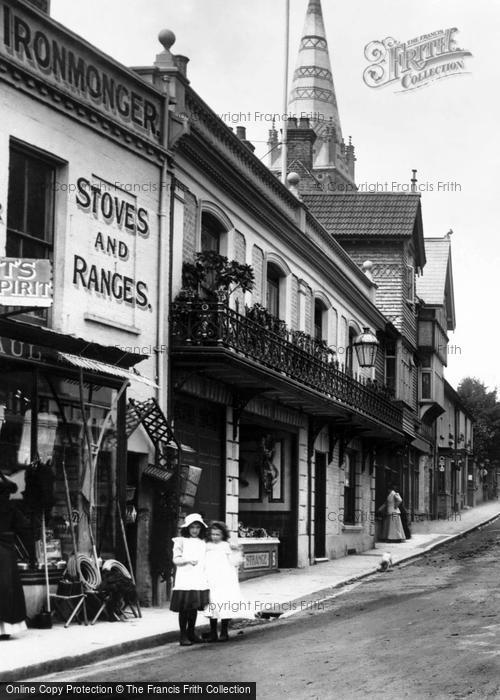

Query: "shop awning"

xmin=0 ymin=317 xmax=146 ymax=368
xmin=58 ymin=352 xmax=158 ymax=388
xmin=143 ymin=464 xmax=175 ymax=483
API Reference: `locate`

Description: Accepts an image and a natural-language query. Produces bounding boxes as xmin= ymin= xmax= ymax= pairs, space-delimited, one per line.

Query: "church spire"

xmin=288 ymin=0 xmax=355 ymax=185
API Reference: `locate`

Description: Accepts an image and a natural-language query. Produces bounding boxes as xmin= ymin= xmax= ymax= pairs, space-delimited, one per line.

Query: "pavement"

xmin=1 ymin=500 xmax=500 ymax=682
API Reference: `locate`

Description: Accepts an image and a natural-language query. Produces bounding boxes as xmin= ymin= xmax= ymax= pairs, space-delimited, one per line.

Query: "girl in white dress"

xmin=204 ymin=521 xmax=251 ymax=642
xmin=170 ymin=513 xmax=209 ymax=646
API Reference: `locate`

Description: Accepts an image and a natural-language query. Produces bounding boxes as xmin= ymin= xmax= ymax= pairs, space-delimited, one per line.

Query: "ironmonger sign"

xmin=0 ymin=0 xmax=162 ymax=142
xmin=0 ymin=258 xmax=53 ymax=306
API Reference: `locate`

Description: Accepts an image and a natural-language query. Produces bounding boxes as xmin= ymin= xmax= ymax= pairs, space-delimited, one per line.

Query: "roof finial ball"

xmin=362 ymin=260 xmax=374 ymax=282
xmin=286 ymin=172 xmax=301 ymax=199
xmin=159 ymin=29 xmax=176 ymax=52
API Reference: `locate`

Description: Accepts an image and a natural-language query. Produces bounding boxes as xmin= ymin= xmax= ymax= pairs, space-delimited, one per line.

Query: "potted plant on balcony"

xmin=245 ymin=303 xmax=288 ymax=337
xmin=180 ymin=251 xmax=254 ymax=301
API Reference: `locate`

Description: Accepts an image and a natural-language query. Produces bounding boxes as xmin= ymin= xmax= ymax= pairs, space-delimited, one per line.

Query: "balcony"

xmin=170 ymin=299 xmax=403 ymax=436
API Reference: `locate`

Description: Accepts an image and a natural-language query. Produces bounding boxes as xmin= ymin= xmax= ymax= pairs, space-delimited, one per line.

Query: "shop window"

xmin=6 ymin=144 xmax=56 ymax=323
xmin=0 ymin=365 xmax=119 ymax=566
xmin=343 ymin=452 xmax=356 ymax=524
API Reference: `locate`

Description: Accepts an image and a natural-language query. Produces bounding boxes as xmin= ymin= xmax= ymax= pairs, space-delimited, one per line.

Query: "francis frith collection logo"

xmin=363 ymin=28 xmax=472 ymax=91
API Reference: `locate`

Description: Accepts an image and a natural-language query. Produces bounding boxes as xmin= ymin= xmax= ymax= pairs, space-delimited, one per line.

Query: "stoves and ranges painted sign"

xmin=72 ymin=176 xmax=153 ymax=316
xmin=0 ymin=0 xmax=162 ymax=142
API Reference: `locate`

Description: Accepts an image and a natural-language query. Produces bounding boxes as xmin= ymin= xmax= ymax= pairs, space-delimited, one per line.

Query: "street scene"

xmin=27 ymin=516 xmax=500 ymax=699
xmin=0 ymin=0 xmax=499 ymax=699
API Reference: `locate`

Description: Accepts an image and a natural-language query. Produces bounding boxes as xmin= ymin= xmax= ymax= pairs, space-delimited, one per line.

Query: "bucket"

xmin=33 ymin=610 xmax=52 ymax=629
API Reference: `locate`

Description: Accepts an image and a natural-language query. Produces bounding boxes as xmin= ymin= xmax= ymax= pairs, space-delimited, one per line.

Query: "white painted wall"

xmin=0 ymin=85 xmax=162 ymax=403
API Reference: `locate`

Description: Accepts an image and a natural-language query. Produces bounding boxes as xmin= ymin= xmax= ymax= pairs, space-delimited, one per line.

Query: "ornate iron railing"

xmin=171 ymin=299 xmax=402 ymax=431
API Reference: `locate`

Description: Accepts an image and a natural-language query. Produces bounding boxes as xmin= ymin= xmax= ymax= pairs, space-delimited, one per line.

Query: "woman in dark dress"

xmin=0 ymin=472 xmax=27 ymax=638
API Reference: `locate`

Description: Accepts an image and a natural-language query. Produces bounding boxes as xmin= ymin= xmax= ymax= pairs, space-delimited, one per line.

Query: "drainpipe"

xmin=148 ymin=87 xmax=170 ymax=607
xmin=157 ymin=90 xmax=171 ymax=414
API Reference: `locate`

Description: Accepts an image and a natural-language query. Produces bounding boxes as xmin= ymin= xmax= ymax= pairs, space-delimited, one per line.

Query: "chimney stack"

xmin=285 ymin=117 xmax=317 ymax=171
xmin=173 ymin=55 xmax=189 ymax=79
xmin=236 ymin=125 xmax=255 ymax=152
xmin=411 ymin=169 xmax=418 ymax=192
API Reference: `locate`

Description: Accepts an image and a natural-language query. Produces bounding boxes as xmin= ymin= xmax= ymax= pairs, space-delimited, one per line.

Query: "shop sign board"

xmin=0 ymin=0 xmax=162 ymax=143
xmin=243 ymin=552 xmax=271 ymax=570
xmin=0 ymin=258 xmax=53 ymax=307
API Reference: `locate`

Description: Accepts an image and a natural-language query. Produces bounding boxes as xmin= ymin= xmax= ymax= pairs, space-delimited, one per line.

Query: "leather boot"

xmin=209 ymin=618 xmax=218 ymax=643
xmin=219 ymin=619 xmax=229 ymax=642
xmin=179 ymin=612 xmax=192 ymax=646
xmin=187 ymin=610 xmax=204 ymax=643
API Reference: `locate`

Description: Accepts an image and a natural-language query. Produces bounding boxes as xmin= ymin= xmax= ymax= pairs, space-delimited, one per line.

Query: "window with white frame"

xmin=406 ymin=265 xmax=415 ymax=304
xmin=7 ymin=144 xmax=55 ymax=258
xmin=6 ymin=142 xmax=56 ymax=323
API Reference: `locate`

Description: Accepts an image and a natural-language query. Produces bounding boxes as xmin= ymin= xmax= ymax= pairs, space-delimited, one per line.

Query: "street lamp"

xmin=352 ymin=327 xmax=379 ymax=368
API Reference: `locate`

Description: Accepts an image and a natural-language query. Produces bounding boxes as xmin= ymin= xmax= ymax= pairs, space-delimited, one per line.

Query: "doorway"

xmin=314 ymin=452 xmax=327 ymax=558
xmin=173 ymin=394 xmax=225 ymax=523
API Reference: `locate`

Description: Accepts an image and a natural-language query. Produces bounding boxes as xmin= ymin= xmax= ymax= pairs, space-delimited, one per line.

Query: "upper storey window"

xmin=6 ymin=144 xmax=56 ymax=324
xmin=7 ymin=145 xmax=55 ymax=259
xmin=266 ymin=263 xmax=282 ymax=318
xmin=201 ymin=212 xmax=224 ymax=253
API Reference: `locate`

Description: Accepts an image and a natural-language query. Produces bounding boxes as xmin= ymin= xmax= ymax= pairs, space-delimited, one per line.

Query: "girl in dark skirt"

xmin=0 ymin=473 xmax=27 ymax=638
xmin=170 ymin=513 xmax=209 ymax=646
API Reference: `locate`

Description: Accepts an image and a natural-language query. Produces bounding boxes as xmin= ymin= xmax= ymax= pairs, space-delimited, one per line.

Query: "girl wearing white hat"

xmin=170 ymin=513 xmax=209 ymax=646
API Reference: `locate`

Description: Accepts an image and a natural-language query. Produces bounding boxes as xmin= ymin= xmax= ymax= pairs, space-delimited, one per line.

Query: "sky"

xmin=51 ymin=0 xmax=500 ymax=393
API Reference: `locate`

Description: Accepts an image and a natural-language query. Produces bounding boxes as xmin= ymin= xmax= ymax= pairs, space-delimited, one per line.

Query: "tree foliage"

xmin=457 ymin=377 xmax=500 ymax=464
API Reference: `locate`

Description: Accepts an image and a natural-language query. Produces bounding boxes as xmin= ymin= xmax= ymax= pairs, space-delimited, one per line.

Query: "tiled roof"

xmin=416 ymin=238 xmax=451 ymax=304
xmin=302 ymin=193 xmax=422 ymax=237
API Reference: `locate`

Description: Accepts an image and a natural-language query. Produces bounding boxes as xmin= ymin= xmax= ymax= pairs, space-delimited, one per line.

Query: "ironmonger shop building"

xmin=0 ymin=0 xmax=172 ymax=606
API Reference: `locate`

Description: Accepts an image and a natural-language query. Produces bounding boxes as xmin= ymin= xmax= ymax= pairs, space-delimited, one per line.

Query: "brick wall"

xmin=234 ymin=231 xmax=246 ymax=263
xmin=304 ymin=284 xmax=313 ymax=335
xmin=183 ymin=191 xmax=197 ymax=261
xmin=251 ymin=245 xmax=264 ymax=305
xmin=287 ymin=128 xmax=316 ymax=171
xmin=234 ymin=231 xmax=247 ymax=310
xmin=291 ymin=275 xmax=299 ymax=329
